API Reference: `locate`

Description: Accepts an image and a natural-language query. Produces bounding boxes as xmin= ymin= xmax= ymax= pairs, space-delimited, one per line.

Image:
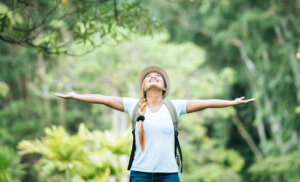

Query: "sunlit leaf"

xmin=61 ymin=0 xmax=69 ymax=5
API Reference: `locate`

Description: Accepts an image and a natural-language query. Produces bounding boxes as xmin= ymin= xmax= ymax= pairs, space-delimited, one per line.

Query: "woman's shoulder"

xmin=123 ymin=97 xmax=140 ymax=116
xmin=169 ymin=99 xmax=187 ymax=104
xmin=168 ymin=99 xmax=188 ymax=116
xmin=122 ymin=97 xmax=139 ymax=105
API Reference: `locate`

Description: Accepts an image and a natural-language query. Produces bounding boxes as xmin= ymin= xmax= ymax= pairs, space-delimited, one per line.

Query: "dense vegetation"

xmin=0 ymin=0 xmax=299 ymax=181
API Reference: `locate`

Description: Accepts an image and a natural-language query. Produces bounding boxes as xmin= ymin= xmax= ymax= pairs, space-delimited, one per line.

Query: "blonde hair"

xmin=138 ymin=79 xmax=147 ymax=151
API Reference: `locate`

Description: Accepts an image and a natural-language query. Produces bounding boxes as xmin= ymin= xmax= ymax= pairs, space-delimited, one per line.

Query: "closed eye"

xmin=146 ymin=73 xmax=161 ymax=78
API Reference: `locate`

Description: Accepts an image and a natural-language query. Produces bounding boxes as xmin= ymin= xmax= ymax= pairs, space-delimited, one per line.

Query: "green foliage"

xmin=0 ymin=81 xmax=9 ymax=97
xmin=1 ymin=31 xmax=246 ymax=181
xmin=249 ymin=146 xmax=300 ymax=181
xmin=18 ymin=123 xmax=131 ymax=182
xmin=296 ymin=106 xmax=300 ymax=114
xmin=98 ymin=130 xmax=131 ymax=155
xmin=179 ymin=113 xmax=245 ymax=182
xmin=0 ymin=100 xmax=43 ymax=146
xmin=0 ymin=145 xmax=26 ymax=182
xmin=1 ymin=0 xmax=299 ymax=181
xmin=0 ymin=0 xmax=160 ymax=54
xmin=144 ymin=0 xmax=300 ymax=181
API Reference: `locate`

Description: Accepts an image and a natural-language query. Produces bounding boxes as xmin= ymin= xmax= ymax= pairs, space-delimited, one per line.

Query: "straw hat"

xmin=137 ymin=66 xmax=170 ymax=99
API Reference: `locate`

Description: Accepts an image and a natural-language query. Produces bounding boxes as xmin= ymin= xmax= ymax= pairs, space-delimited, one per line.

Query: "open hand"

xmin=234 ymin=96 xmax=256 ymax=105
xmin=54 ymin=91 xmax=76 ymax=99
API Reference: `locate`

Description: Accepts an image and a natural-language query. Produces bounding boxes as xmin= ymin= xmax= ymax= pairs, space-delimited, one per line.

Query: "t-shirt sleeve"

xmin=170 ymin=99 xmax=188 ymax=118
xmin=122 ymin=97 xmax=139 ymax=118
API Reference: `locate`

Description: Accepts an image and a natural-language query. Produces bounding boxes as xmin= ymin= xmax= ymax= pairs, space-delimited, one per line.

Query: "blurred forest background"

xmin=0 ymin=0 xmax=300 ymax=181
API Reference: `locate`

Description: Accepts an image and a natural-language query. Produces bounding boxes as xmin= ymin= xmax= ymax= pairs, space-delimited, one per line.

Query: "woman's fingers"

xmin=244 ymin=98 xmax=256 ymax=103
xmin=55 ymin=93 xmax=62 ymax=97
xmin=249 ymin=98 xmax=256 ymax=101
xmin=55 ymin=93 xmax=67 ymax=98
xmin=55 ymin=92 xmax=76 ymax=99
xmin=235 ymin=97 xmax=256 ymax=104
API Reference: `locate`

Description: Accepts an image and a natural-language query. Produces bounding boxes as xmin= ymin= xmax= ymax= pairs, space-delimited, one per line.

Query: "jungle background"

xmin=0 ymin=0 xmax=300 ymax=181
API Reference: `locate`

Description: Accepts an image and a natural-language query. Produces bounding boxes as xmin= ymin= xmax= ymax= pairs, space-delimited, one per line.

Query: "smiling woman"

xmin=144 ymin=72 xmax=166 ymax=94
xmin=55 ymin=65 xmax=255 ymax=182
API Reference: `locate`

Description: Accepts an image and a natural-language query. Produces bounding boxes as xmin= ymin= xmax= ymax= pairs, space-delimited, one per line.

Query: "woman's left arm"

xmin=186 ymin=96 xmax=256 ymax=113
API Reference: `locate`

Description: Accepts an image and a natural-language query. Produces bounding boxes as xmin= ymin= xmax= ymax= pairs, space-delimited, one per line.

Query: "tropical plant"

xmin=0 ymin=145 xmax=26 ymax=182
xmin=18 ymin=123 xmax=131 ymax=182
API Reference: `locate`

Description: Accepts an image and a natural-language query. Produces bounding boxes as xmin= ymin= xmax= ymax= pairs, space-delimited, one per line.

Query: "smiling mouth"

xmin=149 ymin=79 xmax=158 ymax=83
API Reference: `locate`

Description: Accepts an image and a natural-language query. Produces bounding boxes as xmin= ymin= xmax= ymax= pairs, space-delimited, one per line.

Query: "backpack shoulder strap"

xmin=164 ymin=100 xmax=183 ymax=173
xmin=127 ymin=99 xmax=140 ymax=171
xmin=164 ymin=101 xmax=178 ymax=131
xmin=131 ymin=100 xmax=140 ymax=130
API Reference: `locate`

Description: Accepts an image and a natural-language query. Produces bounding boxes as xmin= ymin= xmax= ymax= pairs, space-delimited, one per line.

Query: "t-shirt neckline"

xmin=146 ymin=104 xmax=165 ymax=115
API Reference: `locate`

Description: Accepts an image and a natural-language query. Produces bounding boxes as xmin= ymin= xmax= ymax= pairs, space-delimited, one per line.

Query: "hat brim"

xmin=137 ymin=66 xmax=170 ymax=99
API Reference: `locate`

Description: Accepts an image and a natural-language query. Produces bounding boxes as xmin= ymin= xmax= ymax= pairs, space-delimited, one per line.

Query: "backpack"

xmin=127 ymin=100 xmax=183 ymax=173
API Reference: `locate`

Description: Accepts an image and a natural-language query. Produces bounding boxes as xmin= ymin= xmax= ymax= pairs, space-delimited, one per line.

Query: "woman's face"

xmin=143 ymin=72 xmax=166 ymax=92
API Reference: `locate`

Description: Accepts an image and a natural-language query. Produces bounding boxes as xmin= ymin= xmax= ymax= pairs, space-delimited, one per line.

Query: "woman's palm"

xmin=234 ymin=96 xmax=256 ymax=104
xmin=55 ymin=91 xmax=76 ymax=99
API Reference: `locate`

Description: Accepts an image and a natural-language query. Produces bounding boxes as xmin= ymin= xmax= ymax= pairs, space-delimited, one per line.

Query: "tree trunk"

xmin=231 ymin=113 xmax=263 ymax=159
xmin=238 ymin=43 xmax=267 ymax=144
xmin=37 ymin=53 xmax=51 ymax=125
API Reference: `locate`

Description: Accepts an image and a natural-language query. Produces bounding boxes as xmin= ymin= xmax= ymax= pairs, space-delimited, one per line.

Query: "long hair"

xmin=138 ymin=79 xmax=147 ymax=151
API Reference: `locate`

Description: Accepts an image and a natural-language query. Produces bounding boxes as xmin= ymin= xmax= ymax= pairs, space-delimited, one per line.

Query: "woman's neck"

xmin=146 ymin=89 xmax=163 ymax=107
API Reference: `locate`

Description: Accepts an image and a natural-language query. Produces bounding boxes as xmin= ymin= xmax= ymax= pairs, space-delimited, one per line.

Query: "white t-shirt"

xmin=122 ymin=97 xmax=187 ymax=173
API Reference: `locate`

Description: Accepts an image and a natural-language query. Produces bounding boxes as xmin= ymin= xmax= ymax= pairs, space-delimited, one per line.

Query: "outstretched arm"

xmin=186 ymin=96 xmax=255 ymax=113
xmin=55 ymin=92 xmax=124 ymax=111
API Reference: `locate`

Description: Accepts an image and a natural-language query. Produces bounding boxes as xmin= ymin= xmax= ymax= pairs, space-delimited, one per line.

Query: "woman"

xmin=55 ymin=65 xmax=255 ymax=182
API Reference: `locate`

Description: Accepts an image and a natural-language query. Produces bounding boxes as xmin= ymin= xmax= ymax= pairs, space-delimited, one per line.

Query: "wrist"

xmin=69 ymin=93 xmax=77 ymax=99
xmin=232 ymin=100 xmax=238 ymax=105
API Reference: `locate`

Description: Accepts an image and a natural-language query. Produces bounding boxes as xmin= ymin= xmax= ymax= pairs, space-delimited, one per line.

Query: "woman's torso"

xmin=123 ymin=97 xmax=187 ymax=173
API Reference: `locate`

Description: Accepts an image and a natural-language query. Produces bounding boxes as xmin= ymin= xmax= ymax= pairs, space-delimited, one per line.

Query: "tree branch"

xmin=17 ymin=0 xmax=35 ymax=7
xmin=231 ymin=112 xmax=263 ymax=159
xmin=233 ymin=39 xmax=268 ymax=144
xmin=13 ymin=2 xmax=60 ymax=32
xmin=113 ymin=0 xmax=119 ymax=25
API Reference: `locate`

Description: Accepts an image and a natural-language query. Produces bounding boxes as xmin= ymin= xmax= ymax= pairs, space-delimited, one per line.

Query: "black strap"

xmin=165 ymin=101 xmax=183 ymax=173
xmin=127 ymin=129 xmax=136 ymax=170
xmin=175 ymin=131 xmax=183 ymax=173
xmin=127 ymin=101 xmax=140 ymax=171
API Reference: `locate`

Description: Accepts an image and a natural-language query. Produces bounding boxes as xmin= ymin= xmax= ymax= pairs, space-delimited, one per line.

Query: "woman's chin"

xmin=145 ymin=85 xmax=163 ymax=91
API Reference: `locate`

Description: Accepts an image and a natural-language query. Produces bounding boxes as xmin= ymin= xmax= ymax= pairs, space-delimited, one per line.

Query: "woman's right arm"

xmin=55 ymin=92 xmax=124 ymax=111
